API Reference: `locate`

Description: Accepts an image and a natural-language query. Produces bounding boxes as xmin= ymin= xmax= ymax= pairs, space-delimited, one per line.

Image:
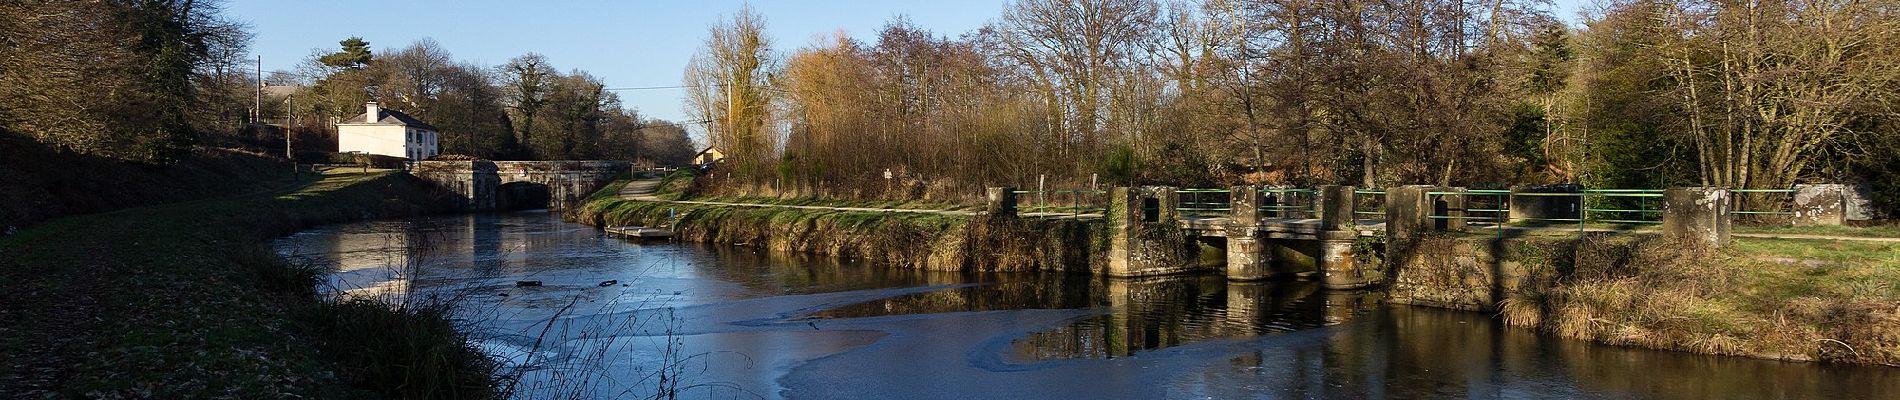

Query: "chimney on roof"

xmin=365 ymin=102 xmax=380 ymax=123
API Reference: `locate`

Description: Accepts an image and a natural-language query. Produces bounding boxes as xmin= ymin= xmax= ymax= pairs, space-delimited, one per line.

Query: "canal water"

xmin=275 ymin=212 xmax=1899 ymax=399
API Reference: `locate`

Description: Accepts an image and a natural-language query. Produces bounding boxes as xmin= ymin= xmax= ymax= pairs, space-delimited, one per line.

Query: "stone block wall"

xmin=410 ymin=160 xmax=498 ymax=211
xmin=1387 ymin=237 xmax=1549 ymax=311
xmin=413 ymin=160 xmax=626 ymax=211
xmin=1106 ymin=186 xmax=1200 ymax=277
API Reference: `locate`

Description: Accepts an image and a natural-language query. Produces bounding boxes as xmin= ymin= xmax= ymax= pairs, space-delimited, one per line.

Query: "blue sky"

xmin=230 ymin=0 xmax=1592 ymax=132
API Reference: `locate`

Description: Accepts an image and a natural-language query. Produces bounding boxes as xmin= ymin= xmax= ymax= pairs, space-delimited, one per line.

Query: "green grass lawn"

xmin=0 ymin=171 xmax=490 ymax=398
xmin=1728 ymin=237 xmax=1900 ymax=305
xmin=1732 ymin=223 xmax=1900 ymax=238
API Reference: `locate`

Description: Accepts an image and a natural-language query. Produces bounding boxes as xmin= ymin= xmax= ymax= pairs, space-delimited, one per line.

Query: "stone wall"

xmin=1105 ymin=186 xmax=1204 ymax=277
xmin=492 ymin=161 xmax=626 ymax=210
xmin=1387 ymin=238 xmax=1522 ymax=311
xmin=412 ymin=160 xmax=625 ymax=211
xmin=410 ymin=160 xmax=498 ymax=211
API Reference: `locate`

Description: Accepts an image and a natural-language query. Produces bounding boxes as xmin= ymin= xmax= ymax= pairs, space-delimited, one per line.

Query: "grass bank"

xmin=0 ymin=171 xmax=498 ymax=398
xmin=0 ymin=133 xmax=299 ymax=230
xmin=1389 ymin=233 xmax=1900 ymax=366
xmin=572 ymin=178 xmax=1105 ymax=273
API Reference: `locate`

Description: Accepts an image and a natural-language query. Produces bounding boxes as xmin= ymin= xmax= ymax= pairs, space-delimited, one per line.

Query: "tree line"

xmin=687 ymin=0 xmax=1900 ymax=212
xmin=0 ymin=1 xmax=695 ymax=166
xmin=288 ymin=38 xmax=695 ymax=164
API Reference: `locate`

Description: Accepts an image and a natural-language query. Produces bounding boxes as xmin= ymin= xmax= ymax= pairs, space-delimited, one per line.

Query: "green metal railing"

xmin=1582 ymin=189 xmax=1665 ymax=225
xmin=1178 ymin=188 xmax=1231 ymax=217
xmin=1424 ymin=189 xmax=1668 ymax=237
xmin=1259 ymin=188 xmax=1318 ymax=218
xmin=1012 ymin=189 xmax=1106 ymax=219
xmin=1005 ymin=186 xmax=1791 ymax=228
xmin=1731 ymin=188 xmax=1795 ymax=217
xmin=1353 ymin=189 xmax=1386 ymax=218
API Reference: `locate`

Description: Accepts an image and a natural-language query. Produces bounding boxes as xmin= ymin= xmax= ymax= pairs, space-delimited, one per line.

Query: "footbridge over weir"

xmin=411 ymin=160 xmax=627 ymax=211
xmin=986 ymin=184 xmax=1853 ymax=289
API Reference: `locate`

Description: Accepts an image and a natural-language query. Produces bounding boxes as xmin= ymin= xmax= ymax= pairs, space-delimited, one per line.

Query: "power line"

xmin=602 ymin=85 xmax=701 ymax=91
xmin=603 ymin=83 xmax=792 ymax=93
xmin=636 ymin=120 xmax=713 ymax=130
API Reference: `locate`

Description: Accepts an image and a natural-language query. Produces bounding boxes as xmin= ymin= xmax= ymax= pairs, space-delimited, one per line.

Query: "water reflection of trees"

xmin=811 ymin=273 xmax=1103 ymax=319
xmin=1200 ymin=306 xmax=1900 ymax=398
xmin=804 ymin=272 xmax=1384 ymax=361
xmin=1014 ymin=279 xmax=1382 ymax=361
xmin=700 ymin=245 xmax=974 ymax=295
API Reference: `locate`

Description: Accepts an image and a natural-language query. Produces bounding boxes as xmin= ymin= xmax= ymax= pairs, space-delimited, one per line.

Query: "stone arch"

xmin=498 ymin=181 xmax=552 ymax=211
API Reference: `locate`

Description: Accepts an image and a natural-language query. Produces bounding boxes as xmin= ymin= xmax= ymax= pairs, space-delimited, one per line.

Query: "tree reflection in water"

xmin=814 ymin=273 xmax=1384 ymax=361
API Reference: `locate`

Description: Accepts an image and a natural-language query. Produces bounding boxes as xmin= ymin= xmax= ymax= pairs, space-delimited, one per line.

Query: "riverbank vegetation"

xmin=683 ymin=1 xmax=1900 ymax=216
xmin=1394 ymin=234 xmax=1900 ymax=365
xmin=574 ymin=178 xmax=1105 ymax=273
xmin=0 ymin=171 xmax=499 ymax=397
xmin=0 ymin=133 xmax=298 ymax=230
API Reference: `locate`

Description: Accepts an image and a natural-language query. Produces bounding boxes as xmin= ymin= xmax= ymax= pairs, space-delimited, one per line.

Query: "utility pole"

xmin=725 ymin=80 xmax=735 ymax=163
xmin=254 ymin=55 xmax=262 ymax=125
xmin=287 ymin=93 xmax=298 ymax=179
xmin=284 ymin=94 xmax=294 ymax=159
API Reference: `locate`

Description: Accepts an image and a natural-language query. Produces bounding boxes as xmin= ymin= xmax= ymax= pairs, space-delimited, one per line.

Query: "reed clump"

xmin=1404 ymin=233 xmax=1900 ymax=365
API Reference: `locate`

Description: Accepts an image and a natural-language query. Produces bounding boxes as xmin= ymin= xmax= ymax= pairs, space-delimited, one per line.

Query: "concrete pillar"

xmin=1792 ymin=184 xmax=1847 ymax=226
xmin=1108 ymin=187 xmax=1142 ymax=277
xmin=1155 ymin=186 xmax=1180 ymax=222
xmin=1226 ymin=186 xmax=1273 ymax=281
xmin=1316 ymin=185 xmax=1372 ymax=289
xmin=986 ymin=187 xmax=1019 ymax=217
xmin=1664 ymin=187 xmax=1731 ymax=247
xmin=1437 ymin=187 xmax=1468 ymax=232
xmin=1384 ymin=185 xmax=1434 ymax=239
xmin=1230 ymin=186 xmax=1261 ymax=225
xmin=1318 ymin=185 xmax=1357 ymax=231
xmin=1225 ymin=225 xmax=1273 ymax=281
xmin=1108 ymin=186 xmax=1193 ymax=278
xmin=1318 ymin=230 xmax=1374 ymax=289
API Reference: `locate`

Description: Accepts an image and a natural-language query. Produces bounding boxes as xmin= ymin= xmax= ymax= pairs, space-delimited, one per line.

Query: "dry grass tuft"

xmin=1478 ymin=235 xmax=1900 ymax=365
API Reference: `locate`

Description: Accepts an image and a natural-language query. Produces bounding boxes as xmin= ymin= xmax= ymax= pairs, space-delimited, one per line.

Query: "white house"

xmin=693 ymin=147 xmax=725 ymax=166
xmin=336 ymin=102 xmax=439 ymax=160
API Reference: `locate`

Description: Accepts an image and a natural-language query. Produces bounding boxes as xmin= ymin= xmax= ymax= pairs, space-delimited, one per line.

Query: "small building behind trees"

xmin=336 ymin=102 xmax=438 ymax=160
xmin=693 ymin=147 xmax=725 ymax=166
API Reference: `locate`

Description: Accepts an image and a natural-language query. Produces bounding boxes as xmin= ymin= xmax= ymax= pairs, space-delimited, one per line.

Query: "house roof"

xmin=341 ymin=108 xmax=437 ymax=131
xmin=260 ymin=85 xmax=302 ymax=99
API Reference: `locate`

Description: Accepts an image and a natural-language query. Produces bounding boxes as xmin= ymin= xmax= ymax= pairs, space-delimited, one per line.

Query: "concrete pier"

xmin=1225 ymin=225 xmax=1274 ymax=280
xmin=1792 ymin=184 xmax=1847 ymax=226
xmin=1316 ymin=186 xmax=1375 ymax=289
xmin=1384 ymin=185 xmax=1434 ymax=239
xmin=986 ymin=186 xmax=1019 ymax=217
xmin=1224 ymin=186 xmax=1276 ymax=280
xmin=1663 ymin=187 xmax=1731 ymax=246
xmin=1107 ymin=186 xmax=1194 ymax=277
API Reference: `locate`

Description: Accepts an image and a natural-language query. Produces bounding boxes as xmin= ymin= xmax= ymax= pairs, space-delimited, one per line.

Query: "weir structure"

xmin=411 ymin=160 xmax=627 ymax=211
xmin=986 ymin=183 xmax=1857 ymax=289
